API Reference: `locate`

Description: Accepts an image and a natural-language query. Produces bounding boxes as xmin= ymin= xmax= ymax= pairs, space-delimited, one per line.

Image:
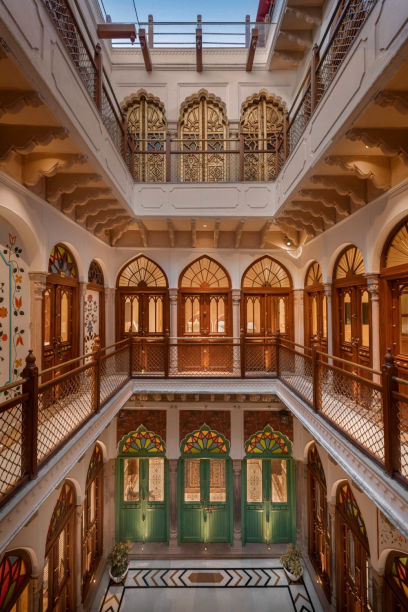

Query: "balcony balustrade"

xmin=0 ymin=333 xmax=407 ymax=512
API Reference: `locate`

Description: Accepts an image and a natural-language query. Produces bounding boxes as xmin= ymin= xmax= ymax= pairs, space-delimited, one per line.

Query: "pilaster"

xmin=104 ymin=288 xmax=116 ymax=346
xmin=168 ymin=458 xmax=178 ymax=550
xmin=28 ymin=271 xmax=47 ymax=363
xmin=293 ymin=289 xmax=304 ymax=346
xmin=328 ymin=501 xmax=337 ymax=610
xmin=232 ymin=459 xmax=242 ymax=551
xmin=79 ymin=282 xmax=87 ymax=353
xmin=324 ymin=283 xmax=333 ymax=356
xmin=231 ymin=289 xmax=240 ymax=374
xmin=366 ymin=274 xmax=380 ymax=375
xmin=169 ymin=288 xmax=178 ymax=374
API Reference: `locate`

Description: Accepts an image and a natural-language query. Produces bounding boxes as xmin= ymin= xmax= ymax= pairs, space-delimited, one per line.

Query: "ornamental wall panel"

xmin=117 ymin=409 xmax=167 ymax=443
xmin=84 ymin=289 xmax=100 ymax=355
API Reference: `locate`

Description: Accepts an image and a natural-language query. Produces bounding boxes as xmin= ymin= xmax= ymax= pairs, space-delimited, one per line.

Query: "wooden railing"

xmin=41 ymin=0 xmax=377 ymax=183
xmin=1 ymin=333 xmax=407 ymax=510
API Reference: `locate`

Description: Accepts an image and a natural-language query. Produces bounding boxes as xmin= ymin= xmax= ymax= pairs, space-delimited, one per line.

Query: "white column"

xmin=293 ymin=289 xmax=304 ymax=346
xmin=79 ymin=282 xmax=87 ymax=353
xmin=104 ymin=288 xmax=115 ymax=346
xmin=28 ymin=271 xmax=47 ymax=364
xmin=366 ymin=274 xmax=380 ymax=373
xmin=231 ymin=289 xmax=241 ymax=375
xmin=169 ymin=288 xmax=178 ymax=374
xmin=324 ymin=283 xmax=333 ymax=356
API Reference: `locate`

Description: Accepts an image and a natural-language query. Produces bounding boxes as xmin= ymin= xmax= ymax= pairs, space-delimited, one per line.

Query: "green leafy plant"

xmin=109 ymin=542 xmax=129 ymax=577
xmin=280 ymin=544 xmax=303 ymax=577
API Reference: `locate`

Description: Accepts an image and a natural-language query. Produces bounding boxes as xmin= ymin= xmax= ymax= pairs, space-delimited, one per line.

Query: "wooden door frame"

xmin=307 ymin=466 xmax=331 ymax=602
xmin=116 ymin=288 xmax=169 ymax=340
xmin=241 ymin=288 xmax=293 ymax=340
xmin=178 ymin=288 xmax=232 ymax=337
xmin=44 ymin=503 xmax=75 ymax=611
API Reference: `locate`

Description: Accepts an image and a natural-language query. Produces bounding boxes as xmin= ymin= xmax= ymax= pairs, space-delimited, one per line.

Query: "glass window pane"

xmin=44 ymin=290 xmax=51 ymax=345
xmin=156 ymin=297 xmax=163 ymax=333
xmin=90 ymin=480 xmax=95 ymax=522
xmin=123 ymin=458 xmax=140 ymax=501
xmin=210 ymin=459 xmax=226 ymax=502
xmin=42 ymin=557 xmax=49 ymax=612
xmin=218 ymin=298 xmax=225 ymax=333
xmin=247 ymin=459 xmax=262 ymax=502
xmin=185 ymin=459 xmax=201 ymax=501
xmin=400 ymin=289 xmax=408 ymax=342
xmin=348 ymin=529 xmax=355 ymax=581
xmin=132 ymin=298 xmax=139 ymax=332
xmin=344 ymin=294 xmax=352 ymax=343
xmin=124 ymin=297 xmax=132 ymax=333
xmin=60 ymin=292 xmax=69 ymax=342
xmin=246 ymin=298 xmax=254 ymax=333
xmin=193 ymin=297 xmax=200 ymax=333
xmin=185 ymin=298 xmax=192 ymax=333
xmin=210 ymin=297 xmax=217 ymax=333
xmin=254 ymin=298 xmax=261 ymax=333
xmin=149 ymin=457 xmax=164 ymax=501
xmin=361 ymin=291 xmax=370 ymax=347
xmin=312 ymin=296 xmax=318 ymax=336
xmin=279 ymin=298 xmax=286 ymax=333
xmin=323 ymin=295 xmax=328 ymax=338
xmin=271 ymin=459 xmax=287 ymax=503
xmin=148 ymin=297 xmax=156 ymax=333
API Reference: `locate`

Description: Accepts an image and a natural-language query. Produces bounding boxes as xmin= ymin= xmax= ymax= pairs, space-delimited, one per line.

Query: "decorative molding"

xmin=76 ymin=199 xmax=118 ymax=223
xmin=346 ymin=128 xmax=408 ymax=165
xmin=0 ymin=90 xmax=42 ymax=118
xmin=288 ymin=200 xmax=336 ymax=226
xmin=62 ymin=187 xmax=111 ymax=213
xmin=22 ymin=153 xmax=87 ymax=187
xmin=46 ymin=173 xmax=101 ymax=203
xmin=94 ymin=214 xmax=132 ymax=237
xmin=278 ymin=214 xmax=316 ymax=238
xmin=85 ymin=207 xmax=124 ymax=231
xmin=310 ymin=175 xmax=366 ymax=207
xmin=111 ymin=219 xmax=139 ymax=245
xmin=325 ymin=155 xmax=391 ymax=191
xmin=121 ymin=89 xmax=166 ymax=115
xmin=300 ymin=188 xmax=350 ymax=217
xmin=285 ymin=6 xmax=321 ymax=26
xmin=179 ymin=89 xmax=227 ymax=123
xmin=374 ymin=90 xmax=408 ymax=115
xmin=0 ymin=126 xmax=68 ymax=163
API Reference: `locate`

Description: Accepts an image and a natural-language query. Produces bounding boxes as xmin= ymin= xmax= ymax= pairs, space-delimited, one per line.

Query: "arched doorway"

xmin=116 ymin=426 xmax=169 ymax=543
xmin=380 ymin=218 xmax=408 ymax=378
xmin=304 ymin=262 xmax=328 ymax=350
xmin=178 ymin=90 xmax=228 ymax=182
xmin=178 ymin=256 xmax=232 ymax=373
xmin=116 ymin=255 xmax=169 ymax=374
xmin=42 ymin=244 xmax=79 ymax=372
xmin=241 ymin=256 xmax=293 ymax=373
xmin=239 ymin=91 xmax=285 ymax=181
xmin=82 ymin=444 xmax=103 ymax=600
xmin=242 ymin=426 xmax=295 ymax=545
xmin=178 ymin=424 xmax=233 ymax=545
xmin=307 ymin=443 xmax=331 ymax=601
xmin=333 ymin=246 xmax=371 ymax=368
xmin=84 ymin=260 xmax=105 ymax=353
xmin=122 ymin=90 xmax=167 ymax=182
xmin=335 ymin=482 xmax=371 ymax=611
xmin=42 ymin=481 xmax=76 ymax=611
xmin=0 ymin=549 xmax=32 ymax=611
xmin=384 ymin=551 xmax=408 ymax=610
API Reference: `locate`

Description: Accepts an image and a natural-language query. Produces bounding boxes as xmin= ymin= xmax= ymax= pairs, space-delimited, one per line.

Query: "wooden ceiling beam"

xmin=167 ymin=218 xmax=175 ymax=247
xmin=214 ymin=218 xmax=220 ymax=248
xmin=97 ymin=24 xmax=137 ymax=43
xmin=139 ymin=29 xmax=152 ymax=72
xmin=235 ymin=219 xmax=245 ymax=248
xmin=191 ymin=218 xmax=197 ymax=247
xmin=246 ymin=28 xmax=258 ymax=72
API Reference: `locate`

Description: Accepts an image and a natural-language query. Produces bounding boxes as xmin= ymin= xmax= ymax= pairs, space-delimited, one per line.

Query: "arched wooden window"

xmin=384 ymin=551 xmax=408 ymax=611
xmin=178 ymin=90 xmax=228 ymax=182
xmin=381 ymin=218 xmax=408 ymax=377
xmin=122 ymin=90 xmax=167 ymax=182
xmin=307 ymin=444 xmax=331 ymax=602
xmin=43 ymin=481 xmax=76 ymax=612
xmin=43 ymin=244 xmax=79 ymax=372
xmin=85 ymin=261 xmax=105 ymax=353
xmin=178 ymin=256 xmax=232 ymax=373
xmin=333 ymin=246 xmax=371 ymax=368
xmin=335 ymin=482 xmax=371 ymax=611
xmin=304 ymin=262 xmax=328 ymax=350
xmin=0 ymin=549 xmax=31 ymax=611
xmin=82 ymin=445 xmax=103 ymax=600
xmin=240 ymin=91 xmax=285 ymax=181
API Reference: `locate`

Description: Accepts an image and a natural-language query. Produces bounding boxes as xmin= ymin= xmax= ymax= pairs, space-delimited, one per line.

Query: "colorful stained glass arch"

xmin=48 ymin=244 xmax=77 ymax=278
xmin=242 ymin=256 xmax=291 ymax=288
xmin=308 ymin=443 xmax=326 ymax=487
xmin=0 ymin=550 xmax=30 ymax=611
xmin=86 ymin=444 xmax=103 ymax=486
xmin=88 ymin=260 xmax=104 ymax=285
xmin=245 ymin=426 xmax=291 ymax=457
xmin=389 ymin=554 xmax=408 ymax=603
xmin=46 ymin=481 xmax=76 ymax=547
xmin=337 ymin=482 xmax=368 ymax=546
xmin=118 ymin=425 xmax=166 ymax=457
xmin=180 ymin=424 xmax=230 ymax=457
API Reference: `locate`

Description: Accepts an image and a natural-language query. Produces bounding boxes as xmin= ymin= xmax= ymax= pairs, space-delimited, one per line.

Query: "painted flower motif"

xmin=16 ymin=335 xmax=23 ymax=346
xmin=87 ymin=295 xmax=93 ymax=303
xmin=1 ymin=334 xmax=7 ymax=341
xmin=15 ymin=275 xmax=22 ymax=283
xmin=15 ymin=359 xmax=22 ymax=368
xmin=87 ymin=321 xmax=93 ymax=333
xmin=8 ymin=234 xmax=16 ymax=246
xmin=15 ymin=297 xmax=22 ymax=309
xmin=0 ymin=307 xmax=8 ymax=318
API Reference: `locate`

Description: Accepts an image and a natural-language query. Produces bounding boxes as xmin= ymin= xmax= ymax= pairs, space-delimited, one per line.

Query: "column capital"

xmin=231 ymin=289 xmax=241 ymax=305
xmin=29 ymin=271 xmax=47 ymax=297
xmin=365 ymin=273 xmax=380 ymax=299
xmin=169 ymin=287 xmax=178 ymax=301
xmin=323 ymin=282 xmax=332 ymax=298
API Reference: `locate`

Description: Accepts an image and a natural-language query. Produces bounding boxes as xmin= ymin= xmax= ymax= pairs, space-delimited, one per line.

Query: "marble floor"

xmin=94 ymin=559 xmax=324 ymax=612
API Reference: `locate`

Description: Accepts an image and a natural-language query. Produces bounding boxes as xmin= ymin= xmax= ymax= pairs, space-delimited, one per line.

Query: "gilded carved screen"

xmin=178 ymin=91 xmax=228 ymax=182
xmin=122 ymin=91 xmax=167 ymax=182
xmin=240 ymin=92 xmax=285 ymax=181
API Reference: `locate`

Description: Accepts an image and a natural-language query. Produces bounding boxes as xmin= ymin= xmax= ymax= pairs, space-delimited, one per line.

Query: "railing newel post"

xmin=94 ymin=43 xmax=103 ymax=112
xmin=382 ymin=349 xmax=400 ymax=476
xmin=22 ymin=350 xmax=38 ymax=479
xmin=93 ymin=336 xmax=101 ymax=412
xmin=275 ymin=329 xmax=281 ymax=378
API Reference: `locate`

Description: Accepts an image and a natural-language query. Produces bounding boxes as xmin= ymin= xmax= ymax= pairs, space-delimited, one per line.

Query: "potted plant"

xmin=108 ymin=542 xmax=129 ymax=583
xmin=280 ymin=544 xmax=303 ymax=582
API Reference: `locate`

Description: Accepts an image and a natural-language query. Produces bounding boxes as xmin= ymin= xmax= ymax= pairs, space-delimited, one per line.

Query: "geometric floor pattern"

xmin=100 ymin=563 xmax=316 ymax=612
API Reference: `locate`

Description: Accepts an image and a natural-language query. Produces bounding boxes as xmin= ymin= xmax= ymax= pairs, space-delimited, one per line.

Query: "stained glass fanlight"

xmin=245 ymin=426 xmax=291 ymax=457
xmin=305 ymin=262 xmax=323 ymax=287
xmin=118 ymin=255 xmax=167 ymax=288
xmin=242 ymin=256 xmax=291 ymax=288
xmin=180 ymin=256 xmax=230 ymax=289
xmin=118 ymin=425 xmax=166 ymax=457
xmin=0 ymin=551 xmax=30 ymax=610
xmin=180 ymin=424 xmax=230 ymax=457
xmin=337 ymin=482 xmax=368 ymax=544
xmin=334 ymin=246 xmax=365 ymax=280
xmin=308 ymin=443 xmax=326 ymax=486
xmin=48 ymin=244 xmax=77 ymax=278
xmin=88 ymin=260 xmax=104 ymax=286
xmin=86 ymin=444 xmax=103 ymax=485
xmin=384 ymin=220 xmax=408 ymax=269
xmin=390 ymin=555 xmax=408 ymax=602
xmin=46 ymin=481 xmax=75 ymax=546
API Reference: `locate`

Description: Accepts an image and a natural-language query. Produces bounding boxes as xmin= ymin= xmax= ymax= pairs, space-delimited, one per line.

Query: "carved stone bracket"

xmin=0 ymin=126 xmax=68 ymax=163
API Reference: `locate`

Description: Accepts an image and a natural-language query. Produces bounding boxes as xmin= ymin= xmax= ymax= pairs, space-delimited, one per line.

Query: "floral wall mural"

xmin=84 ymin=289 xmax=100 ymax=354
xmin=0 ymin=223 xmax=29 ymax=396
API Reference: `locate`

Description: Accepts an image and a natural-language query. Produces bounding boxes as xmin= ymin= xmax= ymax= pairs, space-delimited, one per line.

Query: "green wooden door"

xmin=178 ymin=423 xmax=233 ymax=545
xmin=242 ymin=427 xmax=296 ymax=545
xmin=115 ymin=427 xmax=169 ymax=543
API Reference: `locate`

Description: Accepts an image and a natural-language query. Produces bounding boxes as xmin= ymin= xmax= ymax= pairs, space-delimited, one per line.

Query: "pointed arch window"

xmin=122 ymin=90 xmax=167 ymax=182
xmin=48 ymin=244 xmax=77 ymax=279
xmin=385 ymin=552 xmax=408 ymax=609
xmin=304 ymin=262 xmax=327 ymax=348
xmin=82 ymin=445 xmax=103 ymax=600
xmin=240 ymin=91 xmax=286 ymax=181
xmin=0 ymin=550 xmax=31 ymax=612
xmin=178 ymin=90 xmax=228 ymax=182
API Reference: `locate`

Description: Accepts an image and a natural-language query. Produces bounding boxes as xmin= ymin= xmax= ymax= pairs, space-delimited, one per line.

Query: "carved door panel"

xmin=42 ymin=284 xmax=75 ymax=374
xmin=338 ymin=287 xmax=371 ymax=369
